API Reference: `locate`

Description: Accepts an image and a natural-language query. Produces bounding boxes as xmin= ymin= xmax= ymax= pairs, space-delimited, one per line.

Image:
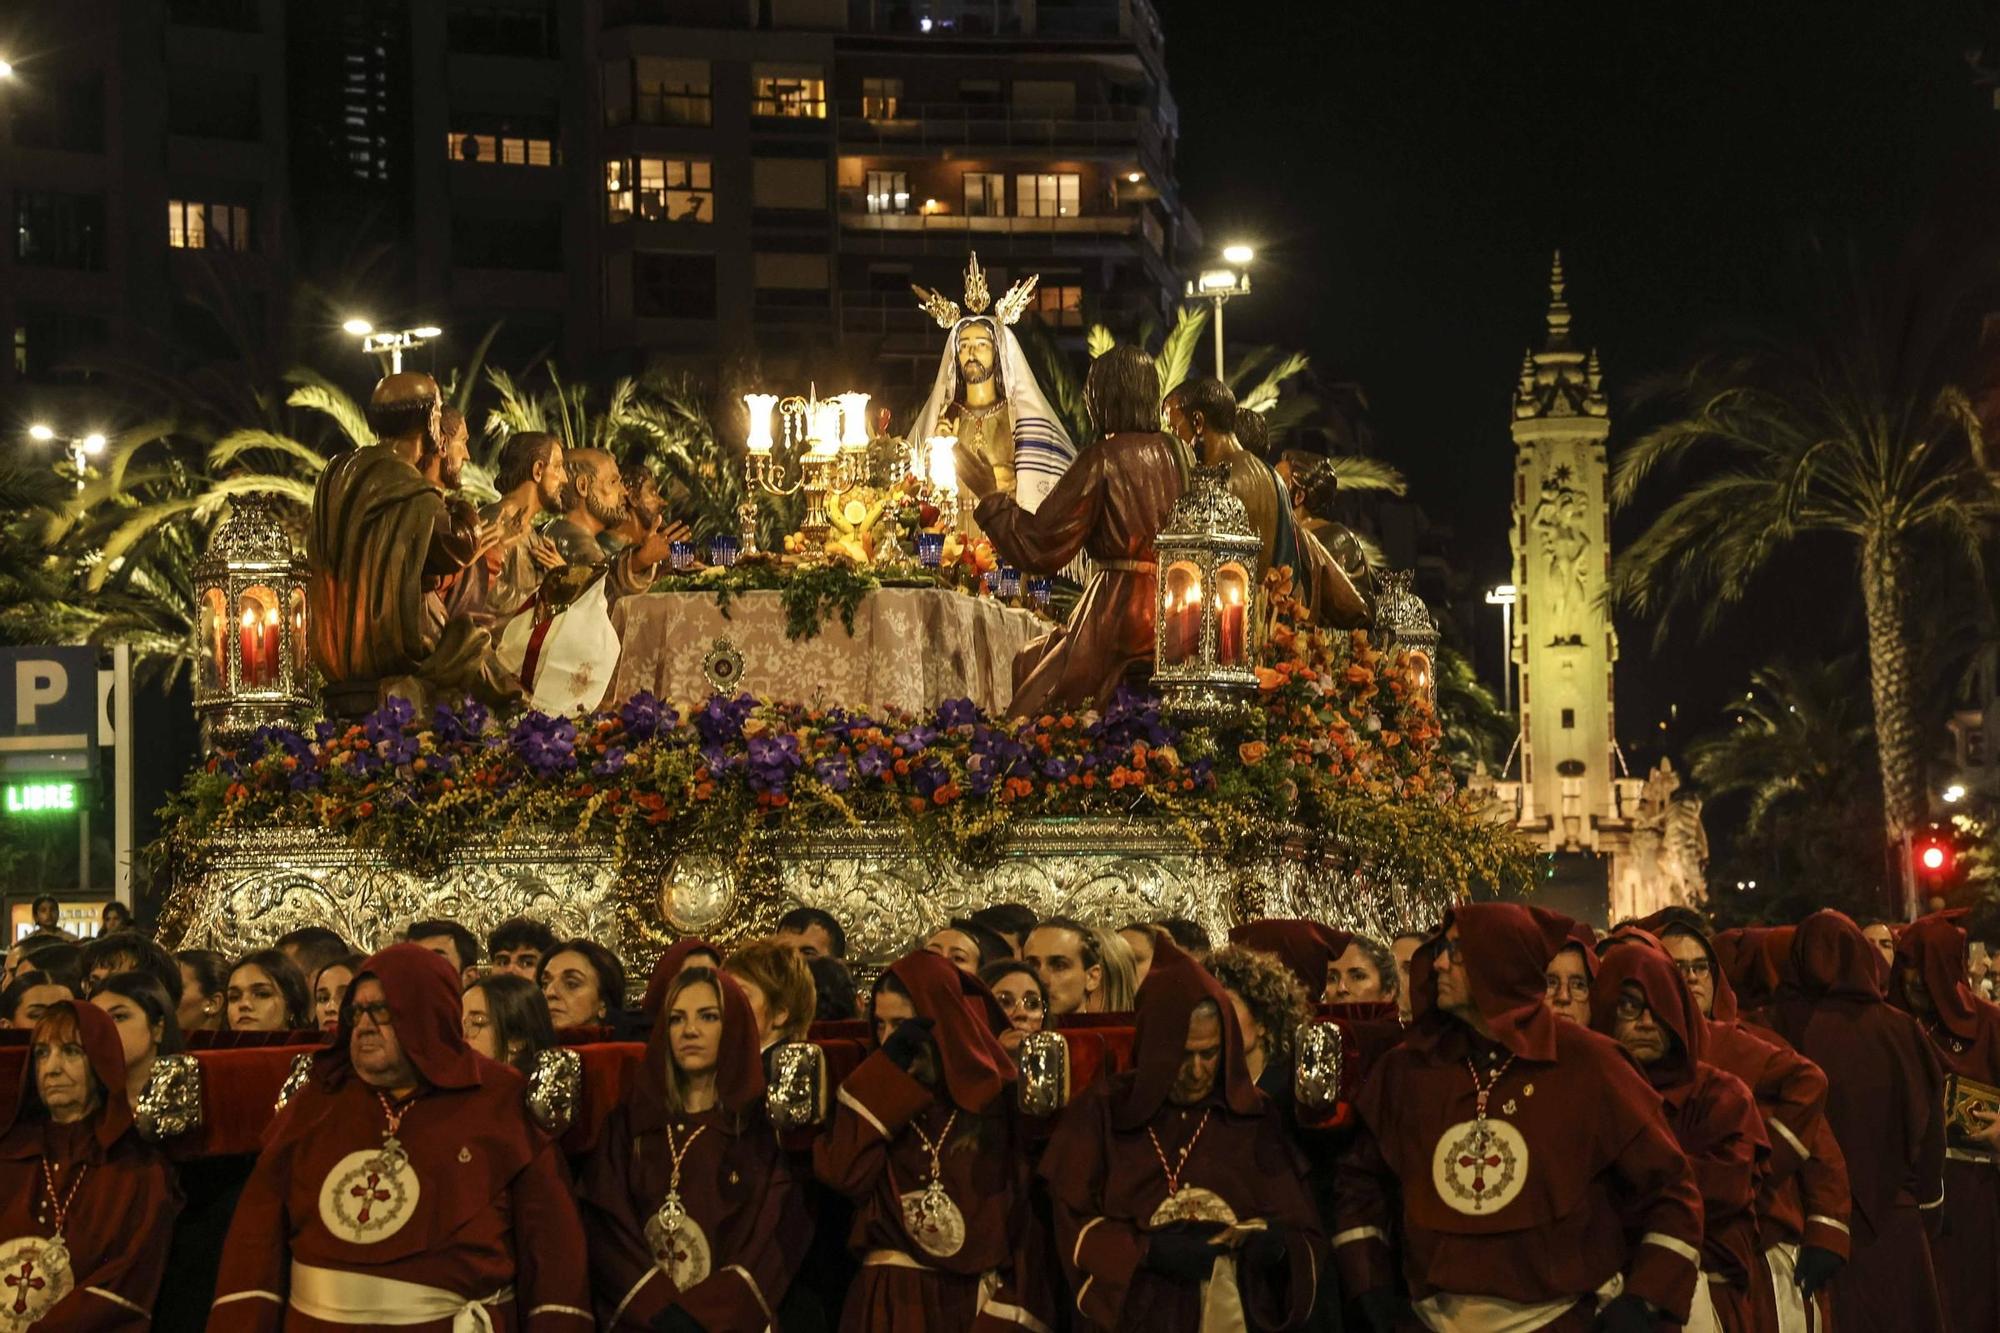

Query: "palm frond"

xmin=1324 ymin=454 xmax=1408 ymax=497
xmin=1155 ymin=304 xmax=1211 ymax=398
xmin=209 ymin=429 xmax=330 ymax=477
xmin=283 ymin=371 xmax=374 ymax=449
xmin=1085 ymin=325 xmax=1116 ymax=359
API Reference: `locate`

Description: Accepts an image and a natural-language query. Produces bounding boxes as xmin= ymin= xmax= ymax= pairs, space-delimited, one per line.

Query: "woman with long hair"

xmin=815 ymin=950 xmax=1053 ymax=1331
xmin=461 ymin=972 xmax=560 ymax=1077
xmin=577 ymin=965 xmax=810 ymax=1330
xmin=224 ymin=948 xmax=310 ymax=1031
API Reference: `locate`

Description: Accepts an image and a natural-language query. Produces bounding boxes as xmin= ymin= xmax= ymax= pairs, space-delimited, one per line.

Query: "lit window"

xmin=606 ymin=157 xmax=713 ymax=224
xmin=861 ymin=77 xmax=902 ymax=119
xmin=1015 ymin=172 xmax=1080 ymax=218
xmin=866 ymin=170 xmax=909 ymax=215
xmin=167 ymin=199 xmax=251 ymax=251
xmin=1034 ymin=284 xmax=1083 ymax=329
xmin=963 ymin=171 xmax=1004 ymax=217
xmin=754 ymin=65 xmax=825 ymax=118
xmin=447 ymin=132 xmax=554 ymax=166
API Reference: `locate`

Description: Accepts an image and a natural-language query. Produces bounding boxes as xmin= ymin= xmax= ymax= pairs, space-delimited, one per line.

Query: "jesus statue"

xmin=909 ymin=253 xmax=1076 ymax=531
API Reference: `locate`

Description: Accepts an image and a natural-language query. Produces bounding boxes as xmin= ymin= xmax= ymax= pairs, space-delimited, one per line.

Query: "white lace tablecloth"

xmin=608 ymin=588 xmax=1049 ymax=716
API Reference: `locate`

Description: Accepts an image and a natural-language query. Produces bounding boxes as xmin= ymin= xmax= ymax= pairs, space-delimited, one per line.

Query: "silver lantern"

xmin=192 ymin=496 xmax=313 ymax=748
xmin=1152 ymin=464 xmax=1261 ymax=722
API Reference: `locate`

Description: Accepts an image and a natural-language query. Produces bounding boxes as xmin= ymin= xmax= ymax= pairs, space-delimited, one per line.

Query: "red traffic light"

xmin=1914 ymin=828 xmax=1956 ymax=880
xmin=1921 ymin=845 xmax=1947 ymax=872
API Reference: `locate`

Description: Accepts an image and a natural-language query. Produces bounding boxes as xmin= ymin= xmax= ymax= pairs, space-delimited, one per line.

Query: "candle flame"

xmin=240 ymin=609 xmax=256 ymax=628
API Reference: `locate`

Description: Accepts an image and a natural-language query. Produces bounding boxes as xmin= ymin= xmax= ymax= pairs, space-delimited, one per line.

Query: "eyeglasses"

xmin=350 ymin=1002 xmax=395 ymax=1026
xmin=997 ymin=993 xmax=1045 ymax=1014
xmin=1612 ymin=995 xmax=1650 ymax=1023
xmin=1544 ymin=976 xmax=1589 ymax=998
xmin=1671 ymin=958 xmax=1711 ymax=979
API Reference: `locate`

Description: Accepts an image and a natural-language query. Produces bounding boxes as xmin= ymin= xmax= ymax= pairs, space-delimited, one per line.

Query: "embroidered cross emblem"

xmin=1458 ymin=1141 xmax=1504 ymax=1195
xmin=350 ymin=1171 xmax=393 ymax=1224
xmin=6 ymin=1257 xmax=45 ymax=1314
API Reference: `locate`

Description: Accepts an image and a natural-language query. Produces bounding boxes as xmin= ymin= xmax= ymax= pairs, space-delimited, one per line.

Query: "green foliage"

xmin=1430 ymin=645 xmax=1515 ymax=779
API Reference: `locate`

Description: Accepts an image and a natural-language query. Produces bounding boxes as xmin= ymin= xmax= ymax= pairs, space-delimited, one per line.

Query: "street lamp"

xmin=0 ymin=58 xmax=14 ymax=79
xmin=28 ymin=423 xmax=108 ymax=491
xmin=343 ymin=317 xmax=442 ymax=374
xmin=1183 ymin=244 xmax=1254 ymax=381
xmin=1484 ymin=583 xmax=1518 ymax=712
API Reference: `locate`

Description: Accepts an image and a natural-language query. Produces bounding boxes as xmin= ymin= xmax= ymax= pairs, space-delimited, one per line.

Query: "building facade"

xmin=2 ymin=0 xmax=1195 ymax=421
xmin=1495 ymin=254 xmax=1705 ymax=924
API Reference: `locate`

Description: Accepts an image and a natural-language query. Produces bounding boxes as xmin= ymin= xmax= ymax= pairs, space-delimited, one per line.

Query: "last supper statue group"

xmin=304 ymin=252 xmax=1371 ymax=724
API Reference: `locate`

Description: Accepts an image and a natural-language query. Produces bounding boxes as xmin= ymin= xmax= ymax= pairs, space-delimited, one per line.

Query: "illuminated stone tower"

xmin=1504 ymin=255 xmax=1629 ymax=884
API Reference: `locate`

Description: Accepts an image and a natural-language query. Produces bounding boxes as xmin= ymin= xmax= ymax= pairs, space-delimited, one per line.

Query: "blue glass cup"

xmin=1028 ymin=576 xmax=1052 ymax=608
xmin=669 ymin=541 xmax=697 ymax=571
xmin=709 ymin=535 xmax=740 ymax=568
xmin=998 ymin=566 xmax=1021 ymax=598
xmin=917 ymin=533 xmax=944 ymax=568
xmin=982 ymin=569 xmax=1001 ymax=594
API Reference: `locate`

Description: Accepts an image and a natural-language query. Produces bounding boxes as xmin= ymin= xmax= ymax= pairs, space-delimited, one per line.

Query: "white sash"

xmin=1764 ymin=1243 xmax=1811 ymax=1333
xmin=1413 ymin=1274 xmax=1622 ymax=1333
xmin=288 ymin=1260 xmax=514 ymax=1332
xmin=861 ymin=1250 xmax=1049 ymax=1331
xmin=1684 ymin=1275 xmax=1723 ymax=1333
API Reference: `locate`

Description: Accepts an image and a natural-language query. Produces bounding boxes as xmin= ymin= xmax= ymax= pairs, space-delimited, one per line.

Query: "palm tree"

xmin=1611 ymin=242 xmax=2000 ymax=848
xmin=1685 ymin=656 xmax=1886 ymax=921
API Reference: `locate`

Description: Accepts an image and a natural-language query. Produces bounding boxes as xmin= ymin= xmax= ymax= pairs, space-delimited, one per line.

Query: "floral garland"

xmin=151 ymin=569 xmax=1538 ymax=898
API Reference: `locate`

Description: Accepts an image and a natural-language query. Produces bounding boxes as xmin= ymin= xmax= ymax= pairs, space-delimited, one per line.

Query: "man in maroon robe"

xmin=1042 ymin=934 xmax=1322 ymax=1331
xmin=1593 ymin=939 xmax=1768 ymax=1331
xmin=1335 ymin=904 xmax=1704 ymax=1332
xmin=814 ymin=950 xmax=1051 ymax=1332
xmin=0 ymin=1000 xmax=179 ymax=1328
xmin=578 ymin=964 xmax=810 ymax=1330
xmin=967 ymin=344 xmax=1187 ymax=717
xmin=1888 ymin=911 xmax=2000 ymax=1331
xmin=1227 ymin=920 xmax=1352 ymax=1001
xmin=1764 ymin=910 xmax=1947 ymax=1333
xmin=208 ymin=943 xmax=591 ymax=1331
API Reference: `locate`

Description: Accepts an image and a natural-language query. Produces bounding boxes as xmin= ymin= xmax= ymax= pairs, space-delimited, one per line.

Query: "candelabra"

xmin=741 ymin=388 xmax=873 ymax=550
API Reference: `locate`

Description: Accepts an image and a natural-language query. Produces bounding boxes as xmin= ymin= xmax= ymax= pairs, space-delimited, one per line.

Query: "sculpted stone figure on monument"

xmin=307 ymin=372 xmax=520 ymax=717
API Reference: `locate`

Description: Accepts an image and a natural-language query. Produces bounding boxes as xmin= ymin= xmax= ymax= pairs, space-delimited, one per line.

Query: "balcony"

xmin=839 ymin=100 xmax=1146 ymax=149
xmin=838 ymin=201 xmax=1137 ymax=237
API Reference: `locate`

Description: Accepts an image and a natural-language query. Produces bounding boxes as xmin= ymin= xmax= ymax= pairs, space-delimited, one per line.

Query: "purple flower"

xmin=909 ymin=758 xmax=951 ymax=800
xmin=431 ymin=698 xmax=490 ymax=744
xmin=814 ymin=754 xmax=852 ymax=792
xmin=592 ymin=746 xmax=628 ymax=778
xmin=893 ymin=725 xmax=937 ymax=755
xmin=746 ymin=734 xmax=802 ymax=793
xmin=378 ymin=733 xmax=419 ymax=767
xmin=619 ymin=692 xmax=674 ymax=741
xmin=934 ymin=697 xmax=978 ymax=730
xmin=856 ymin=746 xmax=891 ymax=780
xmin=700 ymin=744 xmax=739 ymax=777
xmin=696 ymin=693 xmax=754 ymax=746
xmin=313 ymin=719 xmax=341 ymax=745
xmin=1041 ymin=756 xmax=1074 ymax=781
xmin=509 ymin=712 xmax=578 ymax=777
xmin=363 ymin=696 xmax=416 ymax=743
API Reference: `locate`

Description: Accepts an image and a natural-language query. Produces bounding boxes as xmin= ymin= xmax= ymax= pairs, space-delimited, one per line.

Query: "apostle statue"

xmin=1166 ymin=377 xmax=1369 ymax=628
xmin=910 ymin=252 xmax=1076 ymax=529
xmin=307 ymin=373 xmax=520 ymax=717
xmin=543 ymin=447 xmax=681 ymax=599
xmin=966 ymin=344 xmax=1187 ymax=717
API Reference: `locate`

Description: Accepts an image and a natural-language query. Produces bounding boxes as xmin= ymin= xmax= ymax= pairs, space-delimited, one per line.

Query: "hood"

xmin=883 ymin=950 xmax=1015 ymax=1115
xmin=1227 ymin=918 xmax=1352 ymax=997
xmin=1891 ymin=911 xmax=1982 ymax=1042
xmin=1430 ymin=904 xmax=1572 ymax=1061
xmin=632 ymin=966 xmax=766 ymax=1131
xmin=909 ymin=315 xmax=1077 ymax=513
xmin=0 ymin=1000 xmax=135 ymax=1154
xmin=1637 ymin=909 xmax=1743 ymax=1022
xmin=1791 ymin=910 xmax=1883 ymax=1002
xmin=1713 ymin=925 xmax=1797 ymax=1012
xmin=1591 ymin=942 xmax=1705 ymax=1098
xmin=318 ymin=943 xmax=480 ymax=1091
xmin=1115 ymin=934 xmax=1262 ymax=1129
xmin=641 ymin=937 xmax=723 ymax=1023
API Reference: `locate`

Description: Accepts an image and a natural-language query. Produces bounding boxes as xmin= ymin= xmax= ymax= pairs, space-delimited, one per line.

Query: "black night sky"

xmin=1159 ymin=0 xmax=1997 ymax=751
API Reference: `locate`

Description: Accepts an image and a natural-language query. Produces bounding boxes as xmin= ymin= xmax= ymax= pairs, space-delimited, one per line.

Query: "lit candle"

xmin=1167 ymin=581 xmax=1201 ymax=665
xmin=926 ymin=436 xmax=958 ymax=494
xmin=1219 ymin=584 xmax=1245 ymax=666
xmin=837 ymin=392 xmax=872 ymax=451
xmin=743 ymin=393 xmax=778 ymax=454
xmin=237 ymin=608 xmax=256 ymax=686
xmin=263 ymin=606 xmax=283 ymax=682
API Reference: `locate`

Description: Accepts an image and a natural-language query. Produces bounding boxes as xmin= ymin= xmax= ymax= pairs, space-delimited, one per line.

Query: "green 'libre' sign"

xmin=3 ymin=781 xmax=78 ymax=814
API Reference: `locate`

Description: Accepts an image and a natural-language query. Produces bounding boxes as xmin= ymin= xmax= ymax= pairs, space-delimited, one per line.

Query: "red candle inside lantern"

xmin=262 ymin=607 xmax=282 ymax=683
xmin=1168 ymin=582 xmax=1201 ymax=664
xmin=1219 ymin=585 xmax=1245 ymax=666
xmin=238 ymin=608 xmax=261 ymax=687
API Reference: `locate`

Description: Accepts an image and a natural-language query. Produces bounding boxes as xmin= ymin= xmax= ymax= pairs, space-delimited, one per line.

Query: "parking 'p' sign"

xmin=0 ymin=647 xmax=100 ymax=772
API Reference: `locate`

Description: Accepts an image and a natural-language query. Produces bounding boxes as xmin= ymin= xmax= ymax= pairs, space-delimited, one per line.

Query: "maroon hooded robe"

xmin=207 ymin=944 xmax=592 ymax=1332
xmin=1041 ymin=935 xmax=1323 ymax=1332
xmin=1335 ymin=904 xmax=1705 ymax=1330
xmin=1226 ymin=921 xmax=1353 ymax=1001
xmin=1889 ymin=911 xmax=2000 ymax=1332
xmin=1593 ymin=943 xmax=1769 ymax=1332
xmin=1642 ymin=916 xmax=1849 ymax=1333
xmin=0 ymin=1000 xmax=180 ymax=1330
xmin=578 ymin=966 xmax=809 ymax=1331
xmin=1765 ymin=911 xmax=1947 ymax=1333
xmin=814 ymin=950 xmax=1052 ymax=1332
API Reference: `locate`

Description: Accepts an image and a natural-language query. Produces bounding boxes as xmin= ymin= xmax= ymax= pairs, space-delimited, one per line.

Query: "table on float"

xmin=607 ymin=586 xmax=1051 ymax=715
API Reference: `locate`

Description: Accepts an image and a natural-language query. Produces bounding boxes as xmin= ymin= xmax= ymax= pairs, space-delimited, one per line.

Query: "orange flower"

xmin=1003 ymin=776 xmax=1035 ymax=801
xmin=1255 ymin=666 xmax=1285 ymax=692
xmin=932 ymin=783 xmax=961 ymax=805
xmin=1238 ymin=741 xmax=1270 ymax=764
